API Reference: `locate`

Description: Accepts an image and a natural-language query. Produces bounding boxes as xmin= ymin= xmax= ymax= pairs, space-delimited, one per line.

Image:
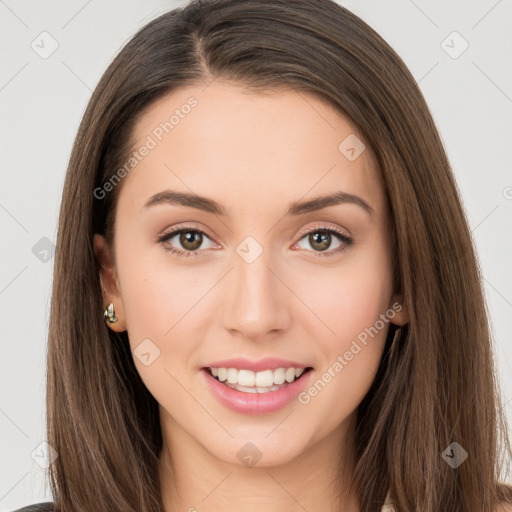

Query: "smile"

xmin=208 ymin=366 xmax=310 ymax=393
xmin=201 ymin=366 xmax=314 ymax=414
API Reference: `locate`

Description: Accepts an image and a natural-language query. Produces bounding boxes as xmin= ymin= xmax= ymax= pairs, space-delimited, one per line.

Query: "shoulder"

xmin=10 ymin=502 xmax=55 ymax=512
xmin=496 ymin=503 xmax=512 ymax=512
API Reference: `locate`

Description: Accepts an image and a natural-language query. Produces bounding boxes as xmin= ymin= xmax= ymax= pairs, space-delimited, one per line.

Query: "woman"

xmin=14 ymin=0 xmax=512 ymax=511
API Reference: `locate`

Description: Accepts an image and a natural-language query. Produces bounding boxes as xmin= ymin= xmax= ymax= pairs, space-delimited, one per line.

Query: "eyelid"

xmin=157 ymin=222 xmax=217 ymax=242
xmin=295 ymin=222 xmax=351 ymax=239
xmin=158 ymin=222 xmax=350 ymax=244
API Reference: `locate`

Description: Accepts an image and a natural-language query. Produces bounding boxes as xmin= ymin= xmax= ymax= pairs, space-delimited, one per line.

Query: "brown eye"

xmin=178 ymin=230 xmax=203 ymax=251
xmin=308 ymin=231 xmax=332 ymax=252
xmin=294 ymin=226 xmax=353 ymax=257
xmin=158 ymin=227 xmax=215 ymax=257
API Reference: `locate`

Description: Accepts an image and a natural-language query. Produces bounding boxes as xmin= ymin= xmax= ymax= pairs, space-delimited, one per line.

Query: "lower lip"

xmin=201 ymin=368 xmax=313 ymax=415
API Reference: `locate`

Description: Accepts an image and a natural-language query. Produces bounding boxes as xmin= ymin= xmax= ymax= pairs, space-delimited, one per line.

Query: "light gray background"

xmin=1 ymin=0 xmax=511 ymax=509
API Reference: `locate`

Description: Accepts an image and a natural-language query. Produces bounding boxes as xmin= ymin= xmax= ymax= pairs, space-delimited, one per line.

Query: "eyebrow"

xmin=143 ymin=190 xmax=374 ymax=217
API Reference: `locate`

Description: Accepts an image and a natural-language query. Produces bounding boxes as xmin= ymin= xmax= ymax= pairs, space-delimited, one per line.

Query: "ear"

xmin=93 ymin=234 xmax=127 ymax=332
xmin=388 ymin=292 xmax=408 ymax=326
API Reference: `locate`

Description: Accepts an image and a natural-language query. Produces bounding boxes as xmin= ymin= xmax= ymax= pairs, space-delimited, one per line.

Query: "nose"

xmin=222 ymin=246 xmax=291 ymax=340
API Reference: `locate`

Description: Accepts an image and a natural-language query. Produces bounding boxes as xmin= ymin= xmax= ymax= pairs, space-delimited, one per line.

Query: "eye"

xmin=157 ymin=224 xmax=353 ymax=258
xmin=157 ymin=226 xmax=216 ymax=257
xmin=293 ymin=225 xmax=353 ymax=257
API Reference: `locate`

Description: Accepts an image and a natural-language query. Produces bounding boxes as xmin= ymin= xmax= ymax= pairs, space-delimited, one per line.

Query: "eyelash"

xmin=157 ymin=224 xmax=353 ymax=258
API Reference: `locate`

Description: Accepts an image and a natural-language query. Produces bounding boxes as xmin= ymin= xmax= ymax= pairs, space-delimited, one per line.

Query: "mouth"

xmin=203 ymin=366 xmax=314 ymax=394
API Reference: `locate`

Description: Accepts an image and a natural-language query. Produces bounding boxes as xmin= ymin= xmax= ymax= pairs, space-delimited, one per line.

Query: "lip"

xmin=202 ymin=357 xmax=312 ymax=372
xmin=201 ymin=367 xmax=314 ymax=415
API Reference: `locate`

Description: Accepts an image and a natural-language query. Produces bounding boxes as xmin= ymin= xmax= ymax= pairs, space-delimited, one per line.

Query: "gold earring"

xmin=104 ymin=303 xmax=118 ymax=324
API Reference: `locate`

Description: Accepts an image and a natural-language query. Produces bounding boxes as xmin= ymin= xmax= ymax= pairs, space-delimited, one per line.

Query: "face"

xmin=94 ymin=81 xmax=406 ymax=469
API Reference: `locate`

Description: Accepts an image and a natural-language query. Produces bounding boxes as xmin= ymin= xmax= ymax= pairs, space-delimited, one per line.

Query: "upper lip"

xmin=203 ymin=357 xmax=312 ymax=372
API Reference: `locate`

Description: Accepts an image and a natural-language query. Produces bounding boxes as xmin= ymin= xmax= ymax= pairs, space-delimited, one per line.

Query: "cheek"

xmin=114 ymin=250 xmax=204 ymax=400
xmin=302 ymin=240 xmax=393 ymax=346
xmin=115 ymin=229 xmax=206 ymax=337
xmin=295 ymin=238 xmax=394 ymax=425
xmin=114 ymin=238 xmax=212 ymax=389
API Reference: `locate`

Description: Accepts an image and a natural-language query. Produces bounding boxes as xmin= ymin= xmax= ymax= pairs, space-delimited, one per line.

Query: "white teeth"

xmin=209 ymin=366 xmax=307 ymax=387
xmin=273 ymin=368 xmax=285 ymax=385
xmin=227 ymin=368 xmax=238 ymax=384
xmin=217 ymin=367 xmax=227 ymax=381
xmin=285 ymin=368 xmax=295 ymax=382
xmin=239 ymin=369 xmax=255 ymax=386
xmin=255 ymin=369 xmax=274 ymax=387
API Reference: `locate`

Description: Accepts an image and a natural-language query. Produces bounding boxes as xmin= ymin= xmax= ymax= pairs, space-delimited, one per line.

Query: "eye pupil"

xmin=310 ymin=231 xmax=331 ymax=251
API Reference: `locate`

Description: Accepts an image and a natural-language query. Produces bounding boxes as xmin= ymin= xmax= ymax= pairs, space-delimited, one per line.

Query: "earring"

xmin=104 ymin=303 xmax=118 ymax=324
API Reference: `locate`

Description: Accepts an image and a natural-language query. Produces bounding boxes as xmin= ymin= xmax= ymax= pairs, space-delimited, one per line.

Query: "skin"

xmin=94 ymin=81 xmax=407 ymax=512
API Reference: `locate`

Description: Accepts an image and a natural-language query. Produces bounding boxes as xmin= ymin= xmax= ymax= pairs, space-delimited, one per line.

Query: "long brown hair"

xmin=47 ymin=1 xmax=512 ymax=510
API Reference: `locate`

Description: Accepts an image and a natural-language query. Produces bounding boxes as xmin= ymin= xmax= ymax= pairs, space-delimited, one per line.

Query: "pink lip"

xmin=202 ymin=357 xmax=312 ymax=372
xmin=201 ymin=367 xmax=313 ymax=414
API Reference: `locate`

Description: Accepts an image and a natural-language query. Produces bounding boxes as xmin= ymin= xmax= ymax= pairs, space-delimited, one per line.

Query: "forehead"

xmin=120 ymin=81 xmax=385 ymax=217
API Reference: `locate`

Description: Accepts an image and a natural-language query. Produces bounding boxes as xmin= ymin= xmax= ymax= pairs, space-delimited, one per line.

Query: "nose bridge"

xmin=222 ymin=235 xmax=289 ymax=337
